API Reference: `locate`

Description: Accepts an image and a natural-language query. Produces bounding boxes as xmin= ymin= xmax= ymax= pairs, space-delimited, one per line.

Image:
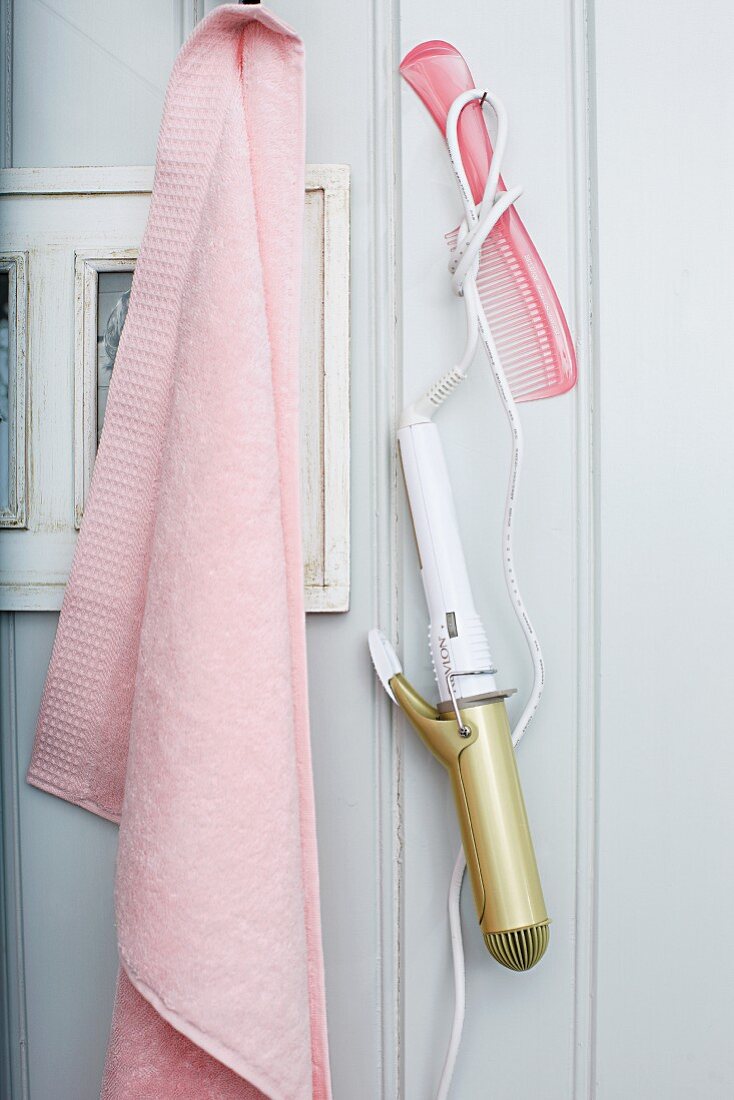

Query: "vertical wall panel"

xmin=15 ymin=614 xmax=119 ymax=1100
xmin=1 ymin=613 xmax=30 ymax=1099
xmin=3 ymin=1 xmax=392 ymax=1097
xmin=398 ymin=2 xmax=588 ymax=1097
xmin=11 ymin=0 xmax=181 ymax=167
xmin=594 ymin=2 xmax=734 ymax=1097
xmin=278 ymin=0 xmax=392 ymax=1093
xmin=1 ymin=1 xmax=12 ymax=167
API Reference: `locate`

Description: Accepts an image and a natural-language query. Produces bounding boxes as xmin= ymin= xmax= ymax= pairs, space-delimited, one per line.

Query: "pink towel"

xmin=27 ymin=7 xmax=331 ymax=1098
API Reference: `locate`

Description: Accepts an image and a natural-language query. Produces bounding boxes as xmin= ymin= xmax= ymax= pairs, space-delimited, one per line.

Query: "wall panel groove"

xmin=1 ymin=0 xmax=11 ymax=167
xmin=570 ymin=1 xmax=601 ymax=1097
xmin=0 ymin=613 xmax=30 ymax=1098
xmin=370 ymin=0 xmax=404 ymax=1094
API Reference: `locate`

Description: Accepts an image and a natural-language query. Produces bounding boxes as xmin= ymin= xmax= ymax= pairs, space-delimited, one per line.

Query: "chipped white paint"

xmin=73 ymin=249 xmax=137 ymax=530
xmin=0 ymin=250 xmax=27 ymax=527
xmin=0 ymin=164 xmax=351 ymax=612
xmin=306 ymin=166 xmax=351 ymax=611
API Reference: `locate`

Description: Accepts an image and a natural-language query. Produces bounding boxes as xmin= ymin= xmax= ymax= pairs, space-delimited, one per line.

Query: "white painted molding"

xmin=1 ymin=0 xmax=12 ymax=169
xmin=73 ymin=249 xmax=138 ymax=529
xmin=0 ymin=165 xmax=156 ymax=195
xmin=308 ymin=171 xmax=351 ymax=611
xmin=0 ymin=614 xmax=31 ymax=1099
xmin=570 ymin=1 xmax=600 ymax=1096
xmin=0 ymin=251 xmax=27 ymax=528
xmin=369 ymin=0 xmax=403 ymax=1093
xmin=0 ymin=163 xmax=349 ymax=197
xmin=181 ymin=0 xmax=203 ymax=41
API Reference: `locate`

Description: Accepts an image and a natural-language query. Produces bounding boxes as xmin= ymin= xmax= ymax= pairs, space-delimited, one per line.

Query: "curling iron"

xmin=369 ymin=417 xmax=549 ymax=970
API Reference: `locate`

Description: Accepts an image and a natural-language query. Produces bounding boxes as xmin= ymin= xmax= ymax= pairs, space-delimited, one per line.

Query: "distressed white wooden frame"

xmin=0 ymin=164 xmax=350 ymax=612
xmin=0 ymin=251 xmax=27 ymax=528
xmin=74 ymin=249 xmax=137 ymax=529
xmin=301 ymin=166 xmax=351 ymax=611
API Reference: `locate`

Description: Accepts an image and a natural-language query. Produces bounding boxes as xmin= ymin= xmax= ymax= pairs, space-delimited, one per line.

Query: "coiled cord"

xmin=434 ymin=90 xmax=546 ymax=1100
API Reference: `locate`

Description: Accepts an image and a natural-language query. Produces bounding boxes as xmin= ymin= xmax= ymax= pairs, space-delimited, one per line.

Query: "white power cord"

xmin=433 ymin=90 xmax=546 ymax=1100
xmin=435 ymin=334 xmax=544 ymax=1099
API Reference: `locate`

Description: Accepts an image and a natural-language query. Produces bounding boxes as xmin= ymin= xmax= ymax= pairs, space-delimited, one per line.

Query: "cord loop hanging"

xmin=434 ymin=87 xmax=546 ymax=1100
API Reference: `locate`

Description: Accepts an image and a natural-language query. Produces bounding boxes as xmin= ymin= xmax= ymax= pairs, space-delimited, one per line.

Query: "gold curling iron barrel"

xmin=389 ymin=671 xmax=549 ymax=970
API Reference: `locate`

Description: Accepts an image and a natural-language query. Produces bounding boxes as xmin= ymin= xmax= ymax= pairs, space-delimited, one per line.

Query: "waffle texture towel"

xmin=26 ymin=7 xmax=331 ymax=1098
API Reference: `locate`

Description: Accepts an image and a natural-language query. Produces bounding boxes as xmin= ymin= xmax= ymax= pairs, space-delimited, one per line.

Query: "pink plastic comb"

xmin=401 ymin=40 xmax=576 ymax=402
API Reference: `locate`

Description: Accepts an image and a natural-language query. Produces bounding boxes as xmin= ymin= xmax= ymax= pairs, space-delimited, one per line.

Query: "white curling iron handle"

xmin=397 ymin=420 xmax=497 ymax=705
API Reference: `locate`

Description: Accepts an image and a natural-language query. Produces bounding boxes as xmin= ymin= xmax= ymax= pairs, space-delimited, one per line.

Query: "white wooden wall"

xmin=2 ymin=1 xmax=734 ymax=1098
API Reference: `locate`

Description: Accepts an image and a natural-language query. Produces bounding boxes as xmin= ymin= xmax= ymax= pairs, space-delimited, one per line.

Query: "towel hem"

xmin=26 ymin=773 xmax=122 ymax=824
xmin=120 ymin=957 xmax=291 ymax=1100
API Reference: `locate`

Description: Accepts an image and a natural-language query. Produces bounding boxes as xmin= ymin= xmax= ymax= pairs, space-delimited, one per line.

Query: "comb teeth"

xmin=447 ymin=224 xmax=574 ymax=402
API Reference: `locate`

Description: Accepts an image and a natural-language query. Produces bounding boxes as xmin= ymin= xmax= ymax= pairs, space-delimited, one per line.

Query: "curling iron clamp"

xmin=371 ymin=632 xmax=549 ymax=970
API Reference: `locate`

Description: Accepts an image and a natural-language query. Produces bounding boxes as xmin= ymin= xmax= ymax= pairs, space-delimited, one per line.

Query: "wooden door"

xmin=2 ymin=1 xmax=733 ymax=1097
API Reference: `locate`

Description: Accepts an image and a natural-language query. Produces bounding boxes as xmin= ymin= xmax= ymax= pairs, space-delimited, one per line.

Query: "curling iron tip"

xmin=368 ymin=629 xmax=402 ymax=704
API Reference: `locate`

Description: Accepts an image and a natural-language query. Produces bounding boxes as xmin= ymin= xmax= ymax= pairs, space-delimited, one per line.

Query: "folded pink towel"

xmin=27 ymin=7 xmax=331 ymax=1098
